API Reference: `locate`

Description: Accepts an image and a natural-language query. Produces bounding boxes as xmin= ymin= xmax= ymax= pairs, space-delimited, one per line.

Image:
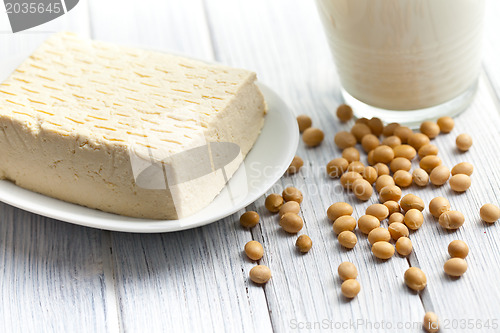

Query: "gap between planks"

xmin=200 ymin=0 xmax=219 ymax=63
xmin=101 ymin=231 xmax=121 ymax=333
xmin=200 ymin=0 xmax=276 ymax=328
xmin=482 ymin=66 xmax=500 ymax=115
xmin=246 ymin=201 xmax=278 ymax=331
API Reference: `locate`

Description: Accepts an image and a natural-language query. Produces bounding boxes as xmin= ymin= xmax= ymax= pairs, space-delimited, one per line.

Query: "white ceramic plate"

xmin=0 ymin=56 xmax=298 ymax=232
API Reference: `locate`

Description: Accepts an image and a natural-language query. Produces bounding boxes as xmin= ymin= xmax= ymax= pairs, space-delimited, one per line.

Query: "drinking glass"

xmin=316 ymin=0 xmax=486 ymax=125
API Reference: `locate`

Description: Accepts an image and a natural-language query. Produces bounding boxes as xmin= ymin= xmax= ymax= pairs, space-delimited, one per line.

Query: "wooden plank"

xmin=88 ymin=0 xmax=213 ymax=57
xmin=0 ymin=2 xmax=118 ymax=332
xmin=407 ymin=75 xmax=500 ymax=331
xmin=204 ymin=0 xmax=430 ymax=331
xmin=482 ymin=0 xmax=500 ymax=103
xmin=411 ymin=1 xmax=500 ymax=329
xmin=0 ymin=204 xmax=112 ymax=332
xmin=109 ymin=224 xmax=273 ymax=332
xmin=88 ymin=0 xmax=272 ymax=331
xmin=206 ymin=0 xmax=500 ymax=332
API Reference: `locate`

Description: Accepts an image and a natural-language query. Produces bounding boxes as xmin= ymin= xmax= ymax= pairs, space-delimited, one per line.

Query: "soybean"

xmin=393 ymin=170 xmax=413 ymax=188
xmin=279 ymin=201 xmax=301 ymax=218
xmin=420 ymin=121 xmax=440 ymax=139
xmin=390 ymin=157 xmax=411 ymax=173
xmin=451 ymin=162 xmax=473 ymax=176
xmin=449 ymin=174 xmax=471 ymax=192
xmin=265 ymin=194 xmax=284 ymax=213
xmin=389 ymin=212 xmax=405 ymax=224
xmin=444 ymin=258 xmax=468 ymax=277
xmin=361 ymin=134 xmax=380 ymax=153
xmin=382 ymin=135 xmax=402 ymax=148
xmin=408 ymin=133 xmax=430 ymax=150
xmin=351 ymin=123 xmax=372 ymax=142
xmin=363 ymin=166 xmax=378 ymax=184
xmin=400 ymin=194 xmax=425 ymax=213
xmin=297 ymin=114 xmax=312 ymax=133
xmin=448 ymin=240 xmax=469 ymax=259
xmin=249 ymin=265 xmax=271 ymax=284
xmin=379 ymin=185 xmax=402 ymax=203
xmin=342 ymin=147 xmax=361 ymax=162
xmin=456 ymin=133 xmax=472 ymax=151
xmin=429 ymin=165 xmax=450 ymax=186
xmin=423 ymin=312 xmax=440 ymax=333
xmin=371 ymin=241 xmax=395 ymax=260
xmin=358 ymin=215 xmax=381 ymax=234
xmin=356 ymin=118 xmax=370 ymax=126
xmin=437 ymin=116 xmax=454 ymax=133
xmin=336 ymin=104 xmax=353 ymax=122
xmin=368 ymin=227 xmax=391 ymax=244
xmin=366 ymin=203 xmax=389 ymax=221
xmin=338 ymin=262 xmax=358 ymax=280
xmin=302 ymin=127 xmax=324 ymax=147
xmin=352 ymin=178 xmax=373 ymax=201
xmin=375 ymin=175 xmax=395 ymax=193
xmin=347 ymin=161 xmax=365 ymax=173
xmin=396 ymin=237 xmax=413 ymax=256
xmin=438 ymin=210 xmax=465 ymax=230
xmin=412 ymin=168 xmax=429 ymax=187
xmin=245 ymin=241 xmax=264 ymax=260
xmin=374 ymin=163 xmax=390 ymax=177
xmin=340 ymin=171 xmax=362 ymax=190
xmin=327 ymin=202 xmax=353 ymax=221
xmin=373 ymin=145 xmax=395 ymax=164
xmin=326 ymin=157 xmax=349 ymax=178
xmin=335 ymin=131 xmax=357 ymax=149
xmin=282 ymin=187 xmax=303 ymax=204
xmin=279 ymin=213 xmax=304 ymax=233
xmin=367 ymin=117 xmax=384 ymax=136
xmin=404 ymin=267 xmax=427 ymax=291
xmin=393 ymin=144 xmax=417 ymax=160
xmin=388 ymin=222 xmax=409 ymax=240
xmin=383 ymin=123 xmax=400 ymax=137
xmin=333 ymin=215 xmax=357 ymax=235
xmin=404 ymin=209 xmax=424 ymax=230
xmin=286 ymin=156 xmax=304 ymax=175
xmin=420 ymin=155 xmax=442 ymax=173
xmin=338 ymin=231 xmax=358 ymax=249
xmin=341 ymin=279 xmax=361 ymax=298
xmin=384 ymin=200 xmax=401 ymax=215
xmin=394 ymin=126 xmax=413 ymax=143
xmin=367 ymin=150 xmax=375 ymax=166
xmin=418 ymin=144 xmax=439 ymax=157
xmin=429 ymin=197 xmax=451 ymax=218
xmin=240 ymin=211 xmax=260 ymax=228
xmin=296 ymin=235 xmax=312 ymax=253
xmin=480 ymin=203 xmax=500 ymax=223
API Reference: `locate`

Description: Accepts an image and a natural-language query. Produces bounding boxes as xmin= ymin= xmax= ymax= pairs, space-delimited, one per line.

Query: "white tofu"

xmin=0 ymin=32 xmax=266 ymax=219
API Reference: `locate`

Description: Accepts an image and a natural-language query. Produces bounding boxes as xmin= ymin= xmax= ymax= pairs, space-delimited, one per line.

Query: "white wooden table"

xmin=1 ymin=1 xmax=499 ymax=332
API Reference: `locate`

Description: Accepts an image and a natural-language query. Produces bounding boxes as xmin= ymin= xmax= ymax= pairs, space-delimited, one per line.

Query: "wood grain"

xmin=88 ymin=0 xmax=272 ymax=331
xmin=407 ymin=75 xmax=500 ymax=329
xmin=0 ymin=204 xmax=112 ymax=332
xmin=206 ymin=0 xmax=500 ymax=331
xmin=0 ymin=2 xmax=117 ymax=332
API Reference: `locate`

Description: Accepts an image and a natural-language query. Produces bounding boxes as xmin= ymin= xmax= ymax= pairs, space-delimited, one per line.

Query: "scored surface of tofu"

xmin=0 ymin=32 xmax=266 ymax=219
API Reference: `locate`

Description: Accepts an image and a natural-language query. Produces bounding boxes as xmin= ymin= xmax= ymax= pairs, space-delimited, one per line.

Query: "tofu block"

xmin=0 ymin=32 xmax=266 ymax=219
